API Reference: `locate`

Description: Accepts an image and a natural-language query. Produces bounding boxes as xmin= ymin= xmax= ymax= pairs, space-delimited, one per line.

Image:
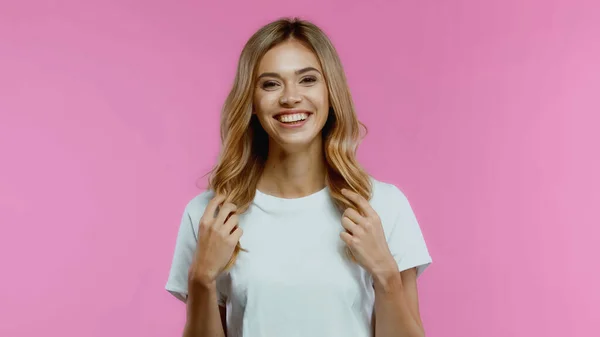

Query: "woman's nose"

xmin=279 ymin=85 xmax=302 ymax=105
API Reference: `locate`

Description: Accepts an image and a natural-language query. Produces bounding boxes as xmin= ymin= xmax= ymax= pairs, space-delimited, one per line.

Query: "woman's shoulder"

xmin=369 ymin=176 xmax=408 ymax=202
xmin=368 ymin=176 xmax=413 ymax=218
xmin=182 ymin=189 xmax=216 ymax=220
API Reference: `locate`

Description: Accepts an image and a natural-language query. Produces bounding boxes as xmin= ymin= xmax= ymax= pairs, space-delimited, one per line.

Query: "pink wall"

xmin=1 ymin=1 xmax=598 ymax=336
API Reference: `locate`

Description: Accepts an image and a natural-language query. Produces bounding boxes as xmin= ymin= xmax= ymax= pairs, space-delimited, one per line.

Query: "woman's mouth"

xmin=273 ymin=112 xmax=311 ymax=128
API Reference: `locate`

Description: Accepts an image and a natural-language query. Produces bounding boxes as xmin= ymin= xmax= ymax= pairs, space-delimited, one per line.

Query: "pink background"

xmin=1 ymin=1 xmax=598 ymax=336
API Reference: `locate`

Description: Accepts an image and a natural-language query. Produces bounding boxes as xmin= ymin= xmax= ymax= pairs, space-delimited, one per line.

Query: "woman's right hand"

xmin=188 ymin=194 xmax=243 ymax=288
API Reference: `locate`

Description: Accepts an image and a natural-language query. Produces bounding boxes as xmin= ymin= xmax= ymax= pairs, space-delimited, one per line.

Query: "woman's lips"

xmin=274 ymin=113 xmax=311 ymax=129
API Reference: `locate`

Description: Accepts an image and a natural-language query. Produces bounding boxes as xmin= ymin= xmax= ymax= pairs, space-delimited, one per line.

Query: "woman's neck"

xmin=257 ymin=138 xmax=326 ymax=199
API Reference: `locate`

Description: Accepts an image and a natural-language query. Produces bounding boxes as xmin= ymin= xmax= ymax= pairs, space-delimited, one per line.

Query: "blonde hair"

xmin=207 ymin=17 xmax=372 ymax=269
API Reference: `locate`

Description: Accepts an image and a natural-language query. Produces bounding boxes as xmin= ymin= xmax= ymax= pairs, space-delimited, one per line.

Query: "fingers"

xmin=202 ymin=194 xmax=227 ymax=223
xmin=229 ymin=226 xmax=244 ymax=243
xmin=222 ymin=213 xmax=239 ymax=235
xmin=341 ymin=188 xmax=376 ymax=218
xmin=215 ymin=202 xmax=237 ymax=226
xmin=340 ymin=231 xmax=355 ymax=247
xmin=341 ymin=215 xmax=362 ymax=235
xmin=342 ymin=208 xmax=364 ymax=226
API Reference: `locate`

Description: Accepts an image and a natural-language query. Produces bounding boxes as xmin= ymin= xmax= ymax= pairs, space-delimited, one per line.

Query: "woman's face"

xmin=253 ymin=39 xmax=330 ymax=152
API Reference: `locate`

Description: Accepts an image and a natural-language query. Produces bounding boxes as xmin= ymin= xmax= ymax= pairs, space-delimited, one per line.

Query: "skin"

xmin=184 ymin=194 xmax=239 ymax=337
xmin=184 ymin=39 xmax=426 ymax=337
xmin=253 ymin=39 xmax=330 ymax=198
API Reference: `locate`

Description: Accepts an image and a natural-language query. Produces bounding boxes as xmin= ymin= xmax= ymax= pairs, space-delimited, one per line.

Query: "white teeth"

xmin=276 ymin=113 xmax=308 ymax=123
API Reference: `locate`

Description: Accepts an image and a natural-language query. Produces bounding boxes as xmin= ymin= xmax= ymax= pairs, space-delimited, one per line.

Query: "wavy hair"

xmin=207 ymin=17 xmax=372 ymax=269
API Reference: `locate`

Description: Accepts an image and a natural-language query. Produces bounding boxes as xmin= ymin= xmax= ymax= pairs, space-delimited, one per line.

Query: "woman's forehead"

xmin=257 ymin=40 xmax=322 ymax=75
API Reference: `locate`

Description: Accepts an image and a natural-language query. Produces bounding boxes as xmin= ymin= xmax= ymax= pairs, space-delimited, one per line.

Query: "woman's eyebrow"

xmin=257 ymin=67 xmax=321 ymax=80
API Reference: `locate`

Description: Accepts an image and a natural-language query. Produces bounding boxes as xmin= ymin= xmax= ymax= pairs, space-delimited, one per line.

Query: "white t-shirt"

xmin=165 ymin=177 xmax=432 ymax=337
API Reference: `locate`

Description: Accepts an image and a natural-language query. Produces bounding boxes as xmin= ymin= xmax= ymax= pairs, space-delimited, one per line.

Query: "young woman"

xmin=166 ymin=17 xmax=433 ymax=337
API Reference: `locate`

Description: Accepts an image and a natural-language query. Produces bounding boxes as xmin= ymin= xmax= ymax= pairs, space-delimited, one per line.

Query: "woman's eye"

xmin=262 ymin=81 xmax=278 ymax=89
xmin=301 ymin=76 xmax=317 ymax=84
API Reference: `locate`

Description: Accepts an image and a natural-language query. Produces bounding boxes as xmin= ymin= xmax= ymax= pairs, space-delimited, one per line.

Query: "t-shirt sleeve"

xmin=165 ymin=206 xmax=196 ymax=303
xmin=164 ymin=199 xmax=227 ymax=305
xmin=386 ymin=185 xmax=432 ymax=278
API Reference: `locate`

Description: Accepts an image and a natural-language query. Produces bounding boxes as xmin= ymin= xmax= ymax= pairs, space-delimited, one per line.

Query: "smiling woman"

xmin=254 ymin=41 xmax=329 ymax=149
xmin=165 ymin=17 xmax=433 ymax=337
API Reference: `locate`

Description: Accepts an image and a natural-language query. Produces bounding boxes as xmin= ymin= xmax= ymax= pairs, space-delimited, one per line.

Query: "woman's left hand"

xmin=340 ymin=188 xmax=399 ymax=277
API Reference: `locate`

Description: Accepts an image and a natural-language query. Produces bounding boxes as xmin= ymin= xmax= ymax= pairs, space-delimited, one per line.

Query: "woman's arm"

xmin=183 ymin=280 xmax=227 ymax=337
xmin=373 ymin=267 xmax=425 ymax=337
xmin=337 ymin=189 xmax=429 ymax=337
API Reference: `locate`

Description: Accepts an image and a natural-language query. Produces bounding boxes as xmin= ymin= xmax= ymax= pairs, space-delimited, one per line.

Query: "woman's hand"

xmin=188 ymin=194 xmax=243 ymax=288
xmin=340 ymin=189 xmax=399 ymax=277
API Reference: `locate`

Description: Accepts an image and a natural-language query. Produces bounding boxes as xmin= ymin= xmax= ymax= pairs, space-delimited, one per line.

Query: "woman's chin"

xmin=270 ymin=133 xmax=323 ymax=153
